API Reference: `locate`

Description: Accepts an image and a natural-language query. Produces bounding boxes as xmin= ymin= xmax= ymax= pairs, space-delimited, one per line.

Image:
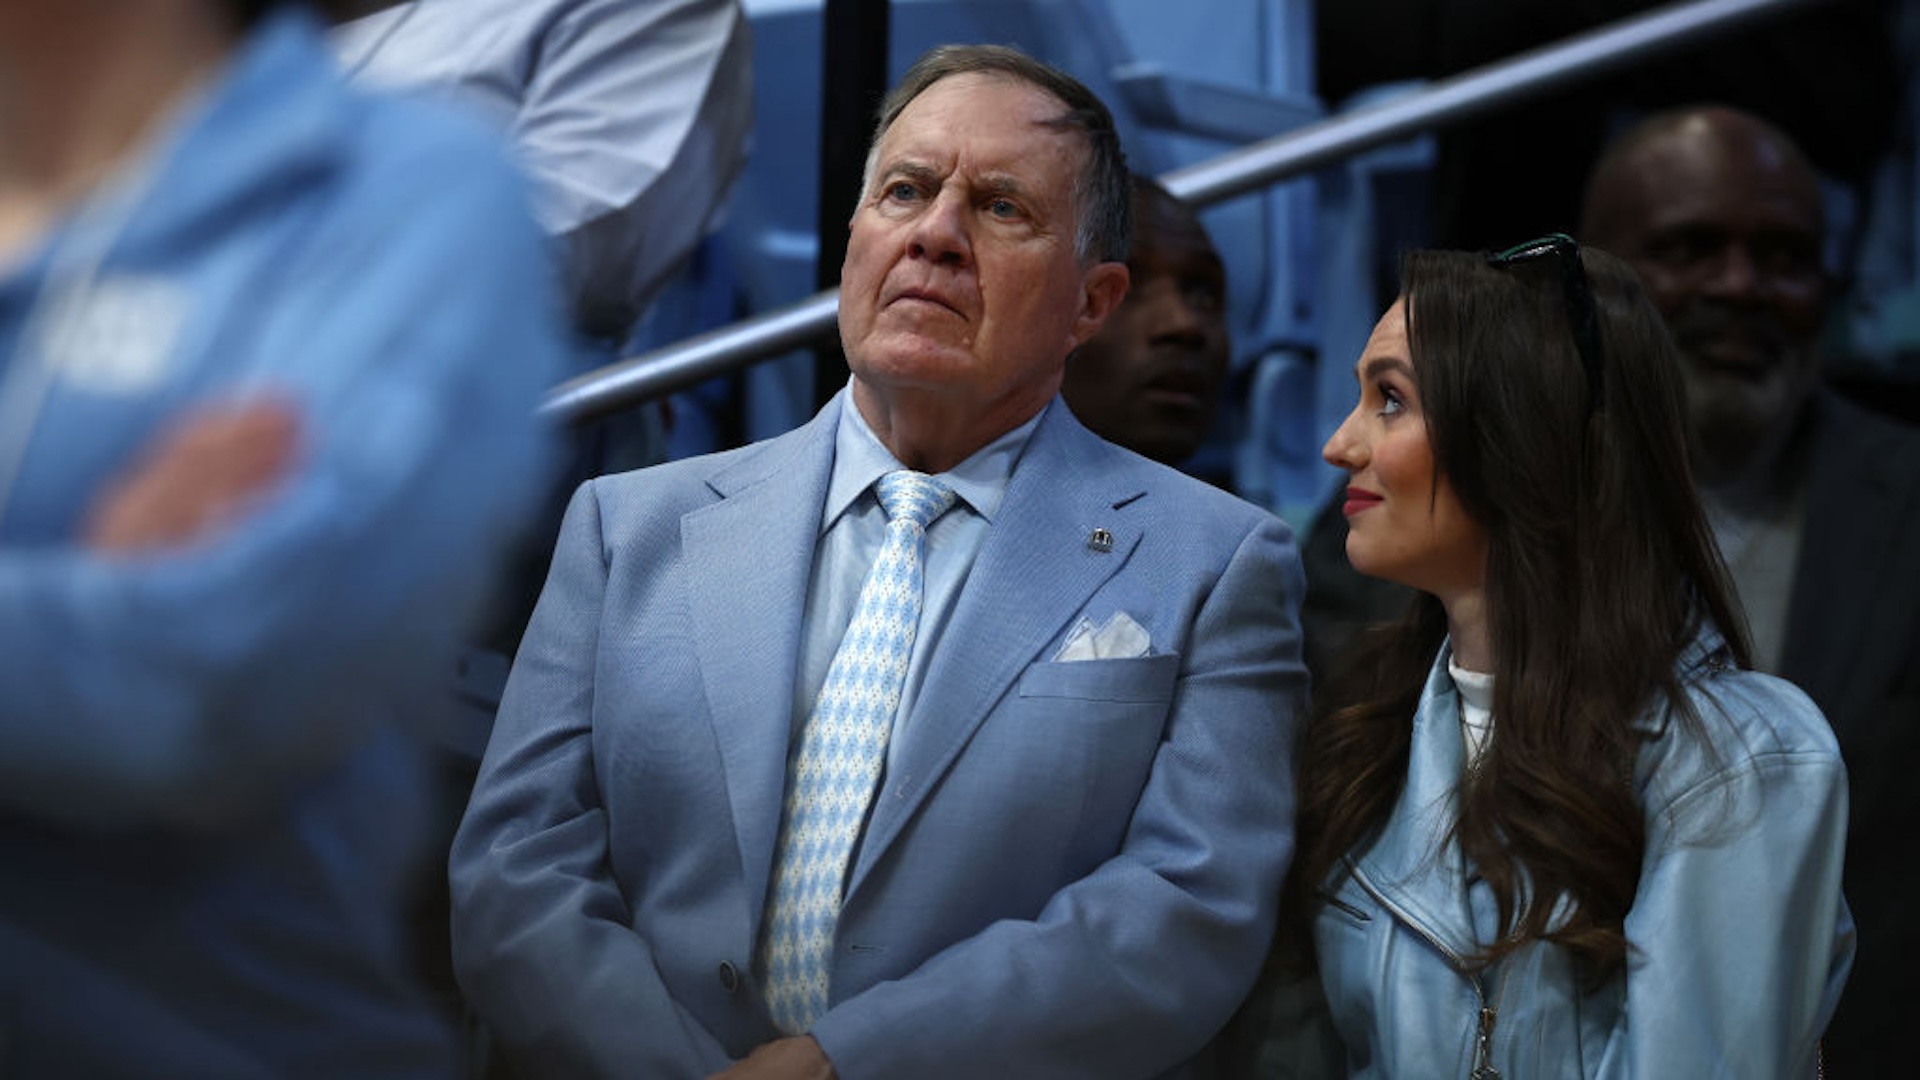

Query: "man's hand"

xmin=83 ymin=399 xmax=300 ymax=554
xmin=706 ymin=1036 xmax=837 ymax=1080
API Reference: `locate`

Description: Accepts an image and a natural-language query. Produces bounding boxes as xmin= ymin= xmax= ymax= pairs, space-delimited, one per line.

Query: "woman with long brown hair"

xmin=1283 ymin=237 xmax=1852 ymax=1076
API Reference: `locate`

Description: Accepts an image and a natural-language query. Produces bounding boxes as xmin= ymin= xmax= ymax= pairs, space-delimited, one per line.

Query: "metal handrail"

xmin=543 ymin=0 xmax=1821 ymax=425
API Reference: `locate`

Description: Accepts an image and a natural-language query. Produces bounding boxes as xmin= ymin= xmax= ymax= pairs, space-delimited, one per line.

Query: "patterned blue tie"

xmin=760 ymin=469 xmax=956 ymax=1034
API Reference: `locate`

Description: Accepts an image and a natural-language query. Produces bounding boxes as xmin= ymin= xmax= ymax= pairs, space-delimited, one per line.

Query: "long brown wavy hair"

xmin=1280 ymin=245 xmax=1751 ymax=983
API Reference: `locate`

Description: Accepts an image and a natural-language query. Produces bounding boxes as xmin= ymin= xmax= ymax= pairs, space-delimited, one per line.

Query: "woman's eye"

xmin=1376 ymin=387 xmax=1405 ymax=417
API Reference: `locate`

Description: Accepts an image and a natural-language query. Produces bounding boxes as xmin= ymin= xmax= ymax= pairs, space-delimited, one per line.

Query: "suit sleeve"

xmin=0 ymin=129 xmax=564 ymax=831
xmin=810 ymin=514 xmax=1308 ymax=1080
xmin=1596 ymin=681 xmax=1853 ymax=1078
xmin=450 ymin=480 xmax=732 ymax=1079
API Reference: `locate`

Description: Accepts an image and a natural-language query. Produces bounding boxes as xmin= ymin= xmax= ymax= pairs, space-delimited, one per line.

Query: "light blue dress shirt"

xmin=793 ymin=388 xmax=1045 ymax=767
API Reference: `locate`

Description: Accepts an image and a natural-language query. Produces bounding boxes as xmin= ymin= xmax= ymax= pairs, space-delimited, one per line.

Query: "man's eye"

xmin=987 ymin=198 xmax=1020 ymax=219
xmin=1648 ymin=228 xmax=1720 ymax=268
xmin=1752 ymin=239 xmax=1820 ymax=277
xmin=1186 ymin=283 xmax=1225 ymax=313
xmin=887 ymin=182 xmax=920 ymax=202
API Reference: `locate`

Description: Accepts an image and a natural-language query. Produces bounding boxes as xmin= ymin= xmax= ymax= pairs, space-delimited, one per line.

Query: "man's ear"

xmin=1068 ymin=261 xmax=1130 ymax=352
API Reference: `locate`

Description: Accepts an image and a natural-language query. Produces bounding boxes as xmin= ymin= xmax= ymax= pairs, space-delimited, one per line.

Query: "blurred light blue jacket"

xmin=0 ymin=8 xmax=568 ymax=1077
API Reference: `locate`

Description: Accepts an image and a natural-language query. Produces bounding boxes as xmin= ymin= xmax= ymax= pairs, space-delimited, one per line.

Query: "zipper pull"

xmin=1470 ymin=1005 xmax=1501 ymax=1080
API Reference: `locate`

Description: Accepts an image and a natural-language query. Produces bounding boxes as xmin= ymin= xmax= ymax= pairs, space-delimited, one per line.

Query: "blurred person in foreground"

xmin=1580 ymin=104 xmax=1920 ymax=1075
xmin=450 ymin=44 xmax=1307 ymax=1080
xmin=0 ymin=0 xmax=568 ymax=1076
xmin=1273 ymin=238 xmax=1852 ymax=1075
xmin=1060 ymin=173 xmax=1230 ymax=469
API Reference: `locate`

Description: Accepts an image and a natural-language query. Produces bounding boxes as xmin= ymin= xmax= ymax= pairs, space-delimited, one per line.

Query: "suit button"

xmin=718 ymin=961 xmax=741 ymax=994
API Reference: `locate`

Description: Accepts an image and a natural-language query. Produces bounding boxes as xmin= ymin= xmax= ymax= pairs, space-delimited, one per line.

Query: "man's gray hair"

xmin=859 ymin=44 xmax=1132 ymax=265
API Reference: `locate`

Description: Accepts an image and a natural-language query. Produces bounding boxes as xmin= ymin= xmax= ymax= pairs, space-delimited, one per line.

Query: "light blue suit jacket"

xmin=451 ymin=395 xmax=1309 ymax=1079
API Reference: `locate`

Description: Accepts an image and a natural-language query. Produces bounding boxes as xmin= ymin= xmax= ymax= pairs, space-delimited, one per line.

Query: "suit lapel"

xmin=684 ymin=399 xmax=839 ymax=932
xmin=848 ymin=406 xmax=1144 ymax=895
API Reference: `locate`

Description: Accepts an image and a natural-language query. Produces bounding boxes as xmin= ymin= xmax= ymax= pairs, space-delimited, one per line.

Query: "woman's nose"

xmin=1323 ymin=409 xmax=1366 ymax=470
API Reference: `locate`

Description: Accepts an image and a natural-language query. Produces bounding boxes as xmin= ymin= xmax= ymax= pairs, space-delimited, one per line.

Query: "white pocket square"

xmin=1053 ymin=611 xmax=1152 ymax=661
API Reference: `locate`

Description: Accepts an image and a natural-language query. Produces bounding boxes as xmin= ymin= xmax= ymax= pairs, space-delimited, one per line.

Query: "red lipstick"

xmin=1342 ymin=486 xmax=1383 ymax=516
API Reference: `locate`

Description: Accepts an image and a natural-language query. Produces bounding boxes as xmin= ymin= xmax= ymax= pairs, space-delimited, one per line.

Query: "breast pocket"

xmin=1015 ymin=653 xmax=1180 ymax=705
xmin=995 ymin=654 xmax=1181 ymax=863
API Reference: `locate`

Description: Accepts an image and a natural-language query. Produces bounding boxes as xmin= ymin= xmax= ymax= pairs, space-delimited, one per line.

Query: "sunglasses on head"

xmin=1485 ymin=233 xmax=1606 ymax=415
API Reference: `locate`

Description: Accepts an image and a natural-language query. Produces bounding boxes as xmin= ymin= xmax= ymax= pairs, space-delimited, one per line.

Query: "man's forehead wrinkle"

xmin=1612 ymin=141 xmax=1714 ymax=228
xmin=926 ymin=69 xmax=1077 ymax=123
xmin=1644 ymin=122 xmax=1817 ymax=192
xmin=875 ymin=149 xmax=1053 ymax=202
xmin=885 ymin=94 xmax=1084 ymax=161
xmin=1629 ymin=129 xmax=1823 ymax=232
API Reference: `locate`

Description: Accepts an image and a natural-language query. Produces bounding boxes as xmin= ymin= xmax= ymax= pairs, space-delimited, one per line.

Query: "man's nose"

xmin=1142 ymin=281 xmax=1209 ymax=347
xmin=1699 ymin=243 xmax=1761 ymax=301
xmin=908 ymin=191 xmax=971 ymax=265
xmin=1164 ymin=287 xmax=1209 ymax=339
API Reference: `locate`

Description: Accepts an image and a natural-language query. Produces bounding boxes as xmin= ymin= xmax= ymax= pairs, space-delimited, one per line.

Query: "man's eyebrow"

xmin=1188 ymin=252 xmax=1227 ymax=277
xmin=876 ymin=160 xmax=941 ymax=186
xmin=975 ymin=173 xmax=1029 ymax=198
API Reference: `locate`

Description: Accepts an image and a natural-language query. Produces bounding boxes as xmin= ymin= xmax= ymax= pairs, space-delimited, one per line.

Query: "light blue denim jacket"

xmin=1314 ymin=633 xmax=1854 ymax=1078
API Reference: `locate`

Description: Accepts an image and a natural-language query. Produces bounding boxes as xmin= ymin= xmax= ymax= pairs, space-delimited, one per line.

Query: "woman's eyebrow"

xmin=1358 ymin=356 xmax=1415 ymax=382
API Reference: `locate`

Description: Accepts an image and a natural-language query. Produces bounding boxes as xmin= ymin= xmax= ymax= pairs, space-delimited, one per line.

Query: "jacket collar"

xmin=684 ymin=397 xmax=844 ymax=943
xmin=1350 ymin=641 xmax=1484 ymax=964
xmin=1352 ymin=625 xmax=1736 ymax=962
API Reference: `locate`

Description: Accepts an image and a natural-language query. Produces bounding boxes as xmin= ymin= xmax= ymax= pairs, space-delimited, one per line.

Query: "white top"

xmin=1449 ymin=658 xmax=1496 ymax=769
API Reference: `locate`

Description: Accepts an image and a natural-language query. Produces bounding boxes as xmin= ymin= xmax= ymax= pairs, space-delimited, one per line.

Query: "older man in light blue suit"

xmin=451 ymin=44 xmax=1308 ymax=1080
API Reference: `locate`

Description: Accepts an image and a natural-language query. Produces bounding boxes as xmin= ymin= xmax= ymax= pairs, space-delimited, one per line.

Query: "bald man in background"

xmin=1582 ymin=104 xmax=1920 ymax=1075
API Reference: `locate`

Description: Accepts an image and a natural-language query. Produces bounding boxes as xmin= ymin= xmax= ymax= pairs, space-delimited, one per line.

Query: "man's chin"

xmin=1686 ymin=368 xmax=1815 ymax=463
xmin=1684 ymin=341 xmax=1812 ymax=400
xmin=1682 ymin=342 xmax=1783 ymax=381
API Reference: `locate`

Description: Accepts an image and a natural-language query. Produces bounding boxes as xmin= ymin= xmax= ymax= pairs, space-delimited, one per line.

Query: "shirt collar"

xmin=821 ymin=384 xmax=1047 ymax=532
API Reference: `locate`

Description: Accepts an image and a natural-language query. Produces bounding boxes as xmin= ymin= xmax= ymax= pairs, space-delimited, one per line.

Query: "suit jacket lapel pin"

xmin=1087 ymin=527 xmax=1114 ymax=553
